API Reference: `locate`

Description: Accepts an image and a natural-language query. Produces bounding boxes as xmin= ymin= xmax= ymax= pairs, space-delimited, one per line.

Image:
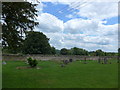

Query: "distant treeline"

xmin=2 ymin=31 xmax=118 ymax=56
xmin=56 ymin=48 xmax=118 ymax=56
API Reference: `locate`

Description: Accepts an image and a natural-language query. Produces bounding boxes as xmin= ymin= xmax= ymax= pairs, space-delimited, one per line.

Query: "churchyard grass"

xmin=2 ymin=59 xmax=118 ymax=88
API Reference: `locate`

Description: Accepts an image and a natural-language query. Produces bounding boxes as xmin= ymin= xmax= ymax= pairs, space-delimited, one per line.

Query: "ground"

xmin=2 ymin=59 xmax=118 ymax=88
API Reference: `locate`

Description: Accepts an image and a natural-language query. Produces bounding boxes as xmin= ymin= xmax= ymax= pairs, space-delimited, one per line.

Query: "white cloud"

xmin=98 ymin=24 xmax=118 ymax=36
xmin=33 ymin=0 xmax=118 ymax=52
xmin=35 ymin=12 xmax=118 ymax=52
xmin=64 ymin=18 xmax=99 ymax=34
xmin=39 ymin=0 xmax=118 ymax=20
xmin=37 ymin=13 xmax=64 ymax=33
xmin=43 ymin=33 xmax=64 ymax=49
xmin=39 ymin=0 xmax=119 ymax=3
xmin=29 ymin=0 xmax=118 ymax=21
xmin=65 ymin=14 xmax=75 ymax=19
xmin=76 ymin=2 xmax=118 ymax=20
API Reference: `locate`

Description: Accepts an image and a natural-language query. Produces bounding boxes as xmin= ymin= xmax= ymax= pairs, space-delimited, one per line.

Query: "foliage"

xmin=27 ymin=57 xmax=38 ymax=67
xmin=22 ymin=31 xmax=52 ymax=54
xmin=2 ymin=2 xmax=38 ymax=53
xmin=95 ymin=49 xmax=105 ymax=56
xmin=60 ymin=48 xmax=69 ymax=55
xmin=71 ymin=47 xmax=88 ymax=55
xmin=51 ymin=47 xmax=56 ymax=54
xmin=55 ymin=49 xmax=61 ymax=55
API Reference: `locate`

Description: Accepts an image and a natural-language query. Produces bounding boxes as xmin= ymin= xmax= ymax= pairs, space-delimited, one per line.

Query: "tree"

xmin=2 ymin=2 xmax=38 ymax=53
xmin=71 ymin=47 xmax=80 ymax=55
xmin=60 ymin=48 xmax=69 ymax=55
xmin=51 ymin=47 xmax=56 ymax=54
xmin=95 ymin=49 xmax=105 ymax=56
xmin=22 ymin=31 xmax=52 ymax=54
xmin=89 ymin=51 xmax=96 ymax=56
xmin=55 ymin=49 xmax=61 ymax=55
xmin=71 ymin=47 xmax=88 ymax=55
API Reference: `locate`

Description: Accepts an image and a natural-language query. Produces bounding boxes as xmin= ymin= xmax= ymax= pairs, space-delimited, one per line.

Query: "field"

xmin=2 ymin=59 xmax=118 ymax=88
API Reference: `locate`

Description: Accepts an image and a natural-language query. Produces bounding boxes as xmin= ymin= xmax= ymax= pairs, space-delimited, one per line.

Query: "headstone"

xmin=69 ymin=59 xmax=73 ymax=62
xmin=98 ymin=57 xmax=101 ymax=64
xmin=61 ymin=64 xmax=65 ymax=67
xmin=63 ymin=60 xmax=69 ymax=64
xmin=84 ymin=57 xmax=87 ymax=64
xmin=2 ymin=61 xmax=6 ymax=65
xmin=84 ymin=62 xmax=87 ymax=64
xmin=36 ymin=67 xmax=40 ymax=69
xmin=104 ymin=57 xmax=107 ymax=64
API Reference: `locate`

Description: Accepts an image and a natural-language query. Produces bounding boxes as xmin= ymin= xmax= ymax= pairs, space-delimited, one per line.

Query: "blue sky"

xmin=103 ymin=17 xmax=118 ymax=25
xmin=42 ymin=2 xmax=81 ymax=22
xmin=42 ymin=2 xmax=118 ymax=24
xmin=34 ymin=1 xmax=118 ymax=52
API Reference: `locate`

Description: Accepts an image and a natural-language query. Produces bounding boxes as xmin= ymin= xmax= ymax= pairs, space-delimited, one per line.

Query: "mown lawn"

xmin=2 ymin=59 xmax=118 ymax=88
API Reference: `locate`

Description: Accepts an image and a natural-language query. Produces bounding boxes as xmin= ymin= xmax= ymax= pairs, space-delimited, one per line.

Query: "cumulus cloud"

xmin=65 ymin=14 xmax=75 ymax=19
xmin=37 ymin=13 xmax=64 ymax=33
xmin=64 ymin=19 xmax=99 ymax=34
xmin=32 ymin=0 xmax=118 ymax=52
xmin=43 ymin=33 xmax=64 ymax=49
xmin=40 ymin=0 xmax=118 ymax=20
xmin=35 ymin=0 xmax=119 ymax=3
xmin=29 ymin=0 xmax=118 ymax=21
xmin=35 ymin=12 xmax=118 ymax=52
xmin=77 ymin=2 xmax=118 ymax=20
xmin=63 ymin=18 xmax=118 ymax=51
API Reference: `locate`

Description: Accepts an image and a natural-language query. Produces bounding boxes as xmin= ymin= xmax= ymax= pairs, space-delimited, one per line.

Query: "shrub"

xmin=27 ymin=57 xmax=38 ymax=68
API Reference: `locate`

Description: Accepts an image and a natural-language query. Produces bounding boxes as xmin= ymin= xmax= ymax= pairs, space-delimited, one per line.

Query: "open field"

xmin=2 ymin=59 xmax=118 ymax=88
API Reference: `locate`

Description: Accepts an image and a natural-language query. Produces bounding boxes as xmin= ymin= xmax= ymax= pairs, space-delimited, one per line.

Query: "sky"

xmin=28 ymin=0 xmax=118 ymax=52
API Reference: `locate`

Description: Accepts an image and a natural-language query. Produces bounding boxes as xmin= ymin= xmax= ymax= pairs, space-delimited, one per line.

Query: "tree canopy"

xmin=60 ymin=48 xmax=69 ymax=55
xmin=22 ymin=31 xmax=54 ymax=54
xmin=2 ymin=2 xmax=38 ymax=53
xmin=71 ymin=47 xmax=88 ymax=55
xmin=95 ymin=49 xmax=105 ymax=56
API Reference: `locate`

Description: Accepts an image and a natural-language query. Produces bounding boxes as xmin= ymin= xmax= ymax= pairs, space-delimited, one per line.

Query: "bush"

xmin=27 ymin=57 xmax=38 ymax=68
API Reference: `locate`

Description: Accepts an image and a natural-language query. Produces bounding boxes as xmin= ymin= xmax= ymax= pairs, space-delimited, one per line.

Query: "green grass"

xmin=2 ymin=59 xmax=118 ymax=88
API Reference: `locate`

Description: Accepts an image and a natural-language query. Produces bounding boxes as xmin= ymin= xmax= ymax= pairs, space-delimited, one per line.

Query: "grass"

xmin=2 ymin=59 xmax=118 ymax=88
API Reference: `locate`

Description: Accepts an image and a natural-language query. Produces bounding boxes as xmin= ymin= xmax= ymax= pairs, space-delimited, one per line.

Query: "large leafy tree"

xmin=51 ymin=47 xmax=56 ymax=54
xmin=60 ymin=48 xmax=69 ymax=55
xmin=2 ymin=2 xmax=38 ymax=53
xmin=71 ymin=47 xmax=88 ymax=55
xmin=22 ymin=31 xmax=52 ymax=54
xmin=95 ymin=49 xmax=105 ymax=56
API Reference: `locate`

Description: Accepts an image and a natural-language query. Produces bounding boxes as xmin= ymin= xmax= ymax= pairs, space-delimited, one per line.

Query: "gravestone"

xmin=104 ymin=57 xmax=107 ymax=64
xmin=2 ymin=61 xmax=7 ymax=65
xmin=61 ymin=64 xmax=65 ymax=67
xmin=69 ymin=59 xmax=73 ymax=62
xmin=98 ymin=57 xmax=101 ymax=64
xmin=101 ymin=57 xmax=104 ymax=64
xmin=63 ymin=60 xmax=69 ymax=64
xmin=84 ymin=57 xmax=87 ymax=64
